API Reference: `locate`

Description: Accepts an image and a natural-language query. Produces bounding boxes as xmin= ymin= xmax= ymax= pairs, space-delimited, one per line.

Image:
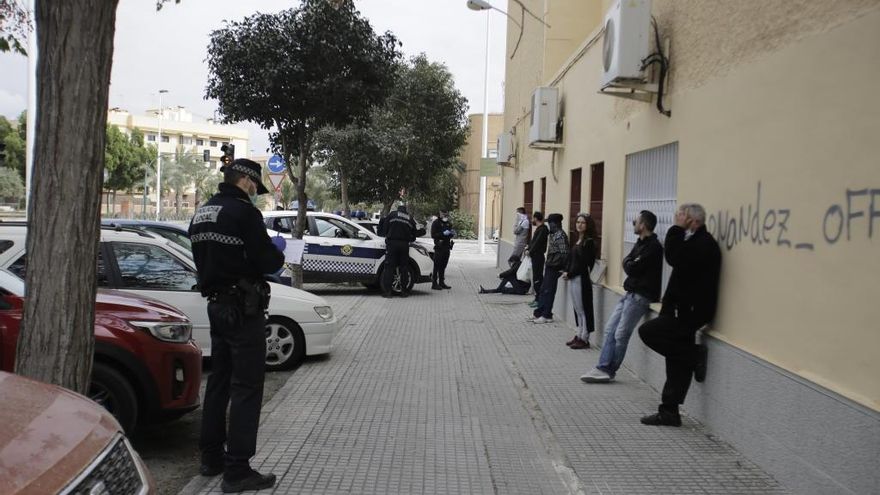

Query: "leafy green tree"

xmin=319 ymin=55 xmax=469 ymax=217
xmin=0 ymin=115 xmax=26 ymax=180
xmin=0 ymin=0 xmax=30 ymax=54
xmin=205 ymin=0 xmax=400 ymax=240
xmin=104 ymin=126 xmax=154 ymax=214
xmin=0 ymin=166 xmax=23 ymax=202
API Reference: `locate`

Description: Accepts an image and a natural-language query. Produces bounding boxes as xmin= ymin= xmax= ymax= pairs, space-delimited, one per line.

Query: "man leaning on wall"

xmin=638 ymin=203 xmax=721 ymax=427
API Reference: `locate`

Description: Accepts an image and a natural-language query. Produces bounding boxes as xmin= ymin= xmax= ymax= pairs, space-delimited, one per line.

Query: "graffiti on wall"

xmin=706 ymin=182 xmax=880 ymax=251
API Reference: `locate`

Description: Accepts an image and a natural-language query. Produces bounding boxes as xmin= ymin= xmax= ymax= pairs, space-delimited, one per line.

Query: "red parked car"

xmin=0 ymin=268 xmax=202 ymax=433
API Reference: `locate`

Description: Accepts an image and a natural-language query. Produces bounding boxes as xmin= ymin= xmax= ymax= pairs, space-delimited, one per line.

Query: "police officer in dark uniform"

xmin=430 ymin=209 xmax=455 ymax=290
xmin=189 ymin=158 xmax=284 ymax=493
xmin=377 ymin=202 xmax=423 ymax=298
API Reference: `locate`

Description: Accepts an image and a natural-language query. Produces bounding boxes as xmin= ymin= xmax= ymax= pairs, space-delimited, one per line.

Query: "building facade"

xmin=105 ymin=107 xmax=249 ymax=217
xmin=459 ymin=113 xmax=504 ymax=238
xmin=496 ymin=1 xmax=880 ymax=493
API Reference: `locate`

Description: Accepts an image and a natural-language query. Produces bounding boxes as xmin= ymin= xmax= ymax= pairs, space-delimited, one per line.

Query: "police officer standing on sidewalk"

xmin=430 ymin=209 xmax=455 ymax=290
xmin=189 ymin=158 xmax=285 ymax=493
xmin=378 ymin=202 xmax=424 ymax=298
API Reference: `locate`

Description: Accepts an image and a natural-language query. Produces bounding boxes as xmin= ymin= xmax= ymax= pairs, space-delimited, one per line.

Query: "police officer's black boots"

xmin=431 ymin=273 xmax=442 ymax=290
xmin=440 ymin=278 xmax=452 ymax=290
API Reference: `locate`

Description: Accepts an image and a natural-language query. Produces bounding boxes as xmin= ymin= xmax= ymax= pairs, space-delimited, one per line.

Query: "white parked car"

xmin=0 ymin=224 xmax=338 ymax=370
xmin=264 ymin=211 xmax=434 ymax=294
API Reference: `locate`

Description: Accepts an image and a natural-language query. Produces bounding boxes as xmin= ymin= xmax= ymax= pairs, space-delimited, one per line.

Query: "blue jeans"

xmin=534 ymin=266 xmax=562 ymax=319
xmin=596 ymin=292 xmax=651 ymax=376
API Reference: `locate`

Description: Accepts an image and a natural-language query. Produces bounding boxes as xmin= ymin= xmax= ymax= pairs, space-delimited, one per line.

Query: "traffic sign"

xmin=269 ymin=173 xmax=285 ymax=191
xmin=267 ymin=154 xmax=286 ymax=174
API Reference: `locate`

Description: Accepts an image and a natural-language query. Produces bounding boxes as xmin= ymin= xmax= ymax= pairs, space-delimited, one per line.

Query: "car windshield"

xmin=146 ymin=226 xmax=192 ymax=251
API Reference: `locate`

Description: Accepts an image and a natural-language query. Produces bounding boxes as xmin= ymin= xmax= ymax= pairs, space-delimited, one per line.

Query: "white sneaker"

xmin=580 ymin=368 xmax=612 ymax=383
xmin=533 ymin=316 xmax=553 ymax=324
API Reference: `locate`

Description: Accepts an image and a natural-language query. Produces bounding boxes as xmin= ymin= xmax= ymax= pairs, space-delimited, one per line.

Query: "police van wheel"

xmin=265 ymin=317 xmax=306 ymax=371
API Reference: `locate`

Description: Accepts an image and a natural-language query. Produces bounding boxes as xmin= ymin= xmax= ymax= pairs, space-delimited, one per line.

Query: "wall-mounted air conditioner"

xmin=496 ymin=132 xmax=513 ymax=165
xmin=601 ymin=0 xmax=652 ymax=88
xmin=528 ymin=87 xmax=558 ymax=145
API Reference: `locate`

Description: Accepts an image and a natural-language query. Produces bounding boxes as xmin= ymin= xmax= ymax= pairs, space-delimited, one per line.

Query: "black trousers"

xmin=382 ymin=240 xmax=411 ymax=294
xmin=432 ymin=246 xmax=451 ymax=283
xmin=200 ymin=302 xmax=266 ymax=477
xmin=638 ymin=315 xmax=698 ymax=414
xmin=530 ymin=253 xmax=545 ymax=301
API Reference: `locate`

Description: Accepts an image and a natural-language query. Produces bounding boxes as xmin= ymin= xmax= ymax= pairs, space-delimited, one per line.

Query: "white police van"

xmin=263 ymin=211 xmax=434 ymax=294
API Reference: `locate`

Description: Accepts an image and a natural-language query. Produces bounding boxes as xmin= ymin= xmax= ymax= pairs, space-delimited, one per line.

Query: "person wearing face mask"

xmin=430 ymin=209 xmax=455 ymax=290
xmin=509 ymin=207 xmax=531 ymax=264
xmin=531 ymin=213 xmax=568 ymax=324
xmin=188 ymin=158 xmax=284 ymax=493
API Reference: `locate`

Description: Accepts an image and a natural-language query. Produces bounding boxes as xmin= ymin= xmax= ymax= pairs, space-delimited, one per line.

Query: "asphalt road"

xmin=130 ymin=359 xmax=302 ymax=495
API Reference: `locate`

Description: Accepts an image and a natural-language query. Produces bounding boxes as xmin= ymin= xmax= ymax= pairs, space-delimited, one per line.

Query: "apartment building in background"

xmin=495 ymin=1 xmax=879 ymax=493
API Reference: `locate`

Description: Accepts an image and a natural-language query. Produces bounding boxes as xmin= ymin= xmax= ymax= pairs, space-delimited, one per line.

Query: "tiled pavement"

xmin=181 ymin=242 xmax=785 ymax=494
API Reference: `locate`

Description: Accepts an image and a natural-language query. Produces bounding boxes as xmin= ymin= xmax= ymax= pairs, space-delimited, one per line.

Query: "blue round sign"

xmin=267 ymin=154 xmax=286 ymax=173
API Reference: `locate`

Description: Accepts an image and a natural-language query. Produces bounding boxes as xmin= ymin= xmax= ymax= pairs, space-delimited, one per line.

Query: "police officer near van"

xmin=378 ymin=202 xmax=424 ymax=298
xmin=430 ymin=209 xmax=455 ymax=290
xmin=189 ymin=158 xmax=285 ymax=493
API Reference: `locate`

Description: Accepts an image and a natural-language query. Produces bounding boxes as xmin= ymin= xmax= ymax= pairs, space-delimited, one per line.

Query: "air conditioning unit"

xmin=601 ymin=0 xmax=652 ymax=88
xmin=496 ymin=132 xmax=513 ymax=165
xmin=529 ymin=87 xmax=558 ymax=145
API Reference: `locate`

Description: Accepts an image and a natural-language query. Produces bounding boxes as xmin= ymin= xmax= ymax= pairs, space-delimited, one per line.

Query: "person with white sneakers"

xmin=531 ymin=213 xmax=568 ymax=324
xmin=581 ymin=210 xmax=663 ymax=383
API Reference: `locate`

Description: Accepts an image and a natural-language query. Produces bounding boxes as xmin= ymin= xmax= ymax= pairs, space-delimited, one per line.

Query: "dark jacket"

xmin=378 ymin=209 xmax=423 ymax=242
xmin=528 ymin=224 xmax=549 ymax=258
xmin=545 ymin=227 xmax=569 ymax=269
xmin=622 ymin=233 xmax=664 ymax=302
xmin=660 ymin=225 xmax=722 ymax=328
xmin=189 ymin=183 xmax=284 ymax=296
xmin=431 ymin=217 xmax=454 ymax=250
xmin=566 ymin=237 xmax=596 ymax=277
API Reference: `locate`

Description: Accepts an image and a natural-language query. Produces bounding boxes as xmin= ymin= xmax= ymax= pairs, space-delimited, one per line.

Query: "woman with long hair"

xmin=562 ymin=213 xmax=597 ymax=349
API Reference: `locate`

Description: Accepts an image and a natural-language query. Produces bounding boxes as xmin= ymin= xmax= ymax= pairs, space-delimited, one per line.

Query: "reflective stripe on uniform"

xmin=191 ymin=232 xmax=245 ymax=245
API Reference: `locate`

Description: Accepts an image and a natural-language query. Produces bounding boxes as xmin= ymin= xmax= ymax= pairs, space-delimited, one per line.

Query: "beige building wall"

xmin=500 ymin=0 xmax=880 ymax=410
xmin=459 ymin=113 xmax=504 ymax=237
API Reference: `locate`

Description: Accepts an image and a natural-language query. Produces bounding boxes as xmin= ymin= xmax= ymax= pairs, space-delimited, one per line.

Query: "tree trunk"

xmin=289 ymin=143 xmax=310 ymax=290
xmin=339 ymin=167 xmax=350 ymax=217
xmin=381 ymin=200 xmax=394 ymax=217
xmin=16 ymin=0 xmax=120 ymax=394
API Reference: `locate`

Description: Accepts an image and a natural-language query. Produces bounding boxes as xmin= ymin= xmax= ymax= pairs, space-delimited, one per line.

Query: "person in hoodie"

xmin=531 ymin=213 xmax=568 ymax=324
xmin=509 ymin=207 xmax=531 ymax=263
xmin=562 ymin=213 xmax=597 ymax=349
xmin=526 ymin=211 xmax=549 ymax=308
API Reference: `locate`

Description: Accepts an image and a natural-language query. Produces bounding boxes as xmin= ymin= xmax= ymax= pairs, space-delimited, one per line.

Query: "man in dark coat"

xmin=378 ymin=203 xmax=424 ymax=298
xmin=527 ymin=211 xmax=549 ymax=307
xmin=430 ymin=209 xmax=455 ymax=290
xmin=638 ymin=203 xmax=721 ymax=427
xmin=189 ymin=158 xmax=284 ymax=492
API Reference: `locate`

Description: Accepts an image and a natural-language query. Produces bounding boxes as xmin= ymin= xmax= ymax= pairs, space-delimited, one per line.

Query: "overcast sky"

xmin=0 ymin=0 xmax=507 ymax=155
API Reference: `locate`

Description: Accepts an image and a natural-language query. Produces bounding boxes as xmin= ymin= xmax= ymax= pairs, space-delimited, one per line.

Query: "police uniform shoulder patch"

xmin=192 ymin=205 xmax=223 ymax=225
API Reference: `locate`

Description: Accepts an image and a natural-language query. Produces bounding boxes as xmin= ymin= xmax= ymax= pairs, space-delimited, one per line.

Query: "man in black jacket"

xmin=581 ymin=210 xmax=662 ymax=382
xmin=638 ymin=203 xmax=721 ymax=427
xmin=527 ymin=211 xmax=548 ymax=308
xmin=189 ymin=159 xmax=285 ymax=492
xmin=430 ymin=209 xmax=455 ymax=290
xmin=378 ymin=203 xmax=424 ymax=298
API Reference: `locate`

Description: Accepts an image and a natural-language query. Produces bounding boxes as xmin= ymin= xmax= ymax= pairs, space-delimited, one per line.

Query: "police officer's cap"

xmin=221 ymin=158 xmax=270 ymax=195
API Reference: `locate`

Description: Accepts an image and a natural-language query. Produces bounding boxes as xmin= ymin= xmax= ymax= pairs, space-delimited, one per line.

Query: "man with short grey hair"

xmin=638 ymin=203 xmax=721 ymax=427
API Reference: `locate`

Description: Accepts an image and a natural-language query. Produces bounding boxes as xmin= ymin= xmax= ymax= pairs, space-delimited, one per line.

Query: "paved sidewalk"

xmin=181 ymin=246 xmax=785 ymax=494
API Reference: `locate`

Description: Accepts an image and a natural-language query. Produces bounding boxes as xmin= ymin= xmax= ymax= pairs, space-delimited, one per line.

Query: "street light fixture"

xmin=155 ymin=89 xmax=168 ymax=221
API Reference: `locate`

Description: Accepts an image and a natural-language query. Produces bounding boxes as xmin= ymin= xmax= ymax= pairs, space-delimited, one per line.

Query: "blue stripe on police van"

xmin=306 ymin=243 xmax=385 ymax=259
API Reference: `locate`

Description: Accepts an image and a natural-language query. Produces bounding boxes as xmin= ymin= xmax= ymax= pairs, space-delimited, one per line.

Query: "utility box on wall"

xmin=601 ymin=0 xmax=652 ymax=88
xmin=496 ymin=133 xmax=513 ymax=165
xmin=529 ymin=87 xmax=559 ymax=145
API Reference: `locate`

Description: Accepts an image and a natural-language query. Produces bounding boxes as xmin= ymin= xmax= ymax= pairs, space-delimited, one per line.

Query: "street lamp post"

xmin=155 ymin=89 xmax=168 ymax=221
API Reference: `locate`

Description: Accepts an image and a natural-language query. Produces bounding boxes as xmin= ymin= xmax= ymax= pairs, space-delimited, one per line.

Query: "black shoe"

xmin=440 ymin=283 xmax=452 ymax=289
xmin=640 ymin=412 xmax=682 ymax=427
xmin=398 ymin=292 xmax=409 ymax=298
xmin=478 ymin=285 xmax=486 ymax=294
xmin=382 ymin=293 xmax=393 ymax=298
xmin=694 ymin=343 xmax=708 ymax=383
xmin=221 ymin=470 xmax=276 ymax=493
xmin=432 ymin=284 xmax=443 ymax=290
xmin=200 ymin=463 xmax=224 ymax=477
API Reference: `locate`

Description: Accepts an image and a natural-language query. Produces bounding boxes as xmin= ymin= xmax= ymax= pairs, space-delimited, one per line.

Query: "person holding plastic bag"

xmin=479 ymin=259 xmax=531 ymax=295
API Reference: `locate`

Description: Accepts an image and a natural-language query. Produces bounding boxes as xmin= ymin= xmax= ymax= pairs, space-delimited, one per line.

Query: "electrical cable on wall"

xmin=640 ymin=17 xmax=672 ymax=117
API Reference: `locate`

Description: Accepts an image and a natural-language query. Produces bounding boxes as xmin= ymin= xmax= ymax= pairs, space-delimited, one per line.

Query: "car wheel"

xmin=89 ymin=363 xmax=139 ymax=434
xmin=265 ymin=316 xmax=306 ymax=371
xmin=379 ymin=264 xmax=413 ymax=295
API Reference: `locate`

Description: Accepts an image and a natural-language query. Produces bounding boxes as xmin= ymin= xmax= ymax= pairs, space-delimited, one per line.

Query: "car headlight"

xmin=411 ymin=244 xmax=429 ymax=257
xmin=130 ymin=321 xmax=192 ymax=343
xmin=313 ymin=306 xmax=333 ymax=321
